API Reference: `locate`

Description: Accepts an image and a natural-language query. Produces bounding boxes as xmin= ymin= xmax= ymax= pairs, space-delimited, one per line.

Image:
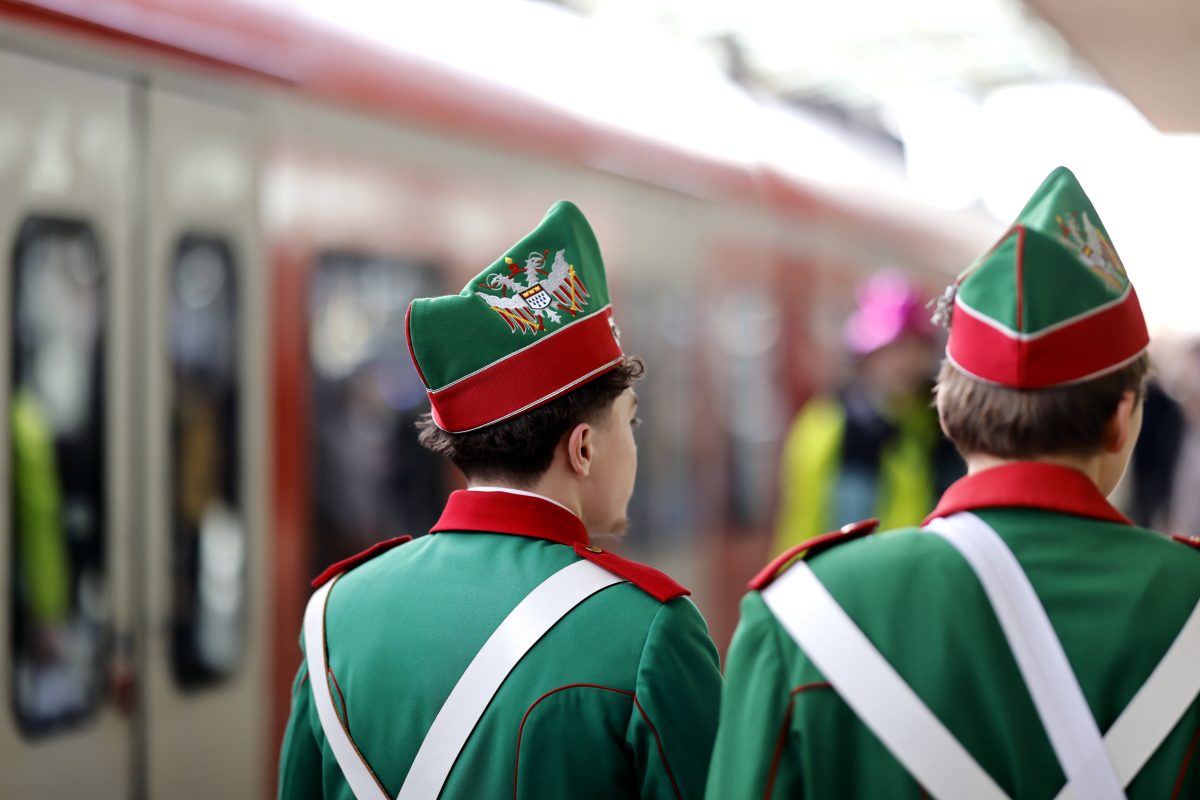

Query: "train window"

xmin=9 ymin=218 xmax=106 ymax=737
xmin=168 ymin=235 xmax=243 ymax=689
xmin=308 ymin=253 xmax=445 ymax=573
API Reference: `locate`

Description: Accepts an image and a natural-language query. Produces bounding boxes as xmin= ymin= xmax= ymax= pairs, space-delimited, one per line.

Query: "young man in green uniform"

xmin=708 ymin=167 xmax=1200 ymax=799
xmin=278 ymin=201 xmax=722 ymax=799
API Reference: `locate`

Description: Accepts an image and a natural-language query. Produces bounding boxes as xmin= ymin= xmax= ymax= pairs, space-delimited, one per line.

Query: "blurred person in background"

xmin=1162 ymin=340 xmax=1200 ymax=536
xmin=278 ymin=202 xmax=721 ymax=799
xmin=772 ymin=270 xmax=961 ymax=555
xmin=1123 ymin=378 xmax=1185 ymax=531
xmin=709 ymin=167 xmax=1200 ymax=799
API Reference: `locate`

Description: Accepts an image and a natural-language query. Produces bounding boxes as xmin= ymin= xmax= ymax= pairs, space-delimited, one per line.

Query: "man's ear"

xmin=566 ymin=422 xmax=593 ymax=478
xmin=1103 ymin=389 xmax=1138 ymax=454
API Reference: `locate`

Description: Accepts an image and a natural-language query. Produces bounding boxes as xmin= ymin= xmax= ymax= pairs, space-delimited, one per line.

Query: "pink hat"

xmin=843 ymin=270 xmax=936 ymax=357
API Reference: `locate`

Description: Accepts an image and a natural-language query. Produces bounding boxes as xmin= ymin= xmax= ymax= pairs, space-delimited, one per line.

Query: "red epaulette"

xmin=748 ymin=519 xmax=880 ymax=591
xmin=1172 ymin=534 xmax=1200 ymax=551
xmin=311 ymin=535 xmax=414 ymax=588
xmin=573 ymin=543 xmax=689 ymax=603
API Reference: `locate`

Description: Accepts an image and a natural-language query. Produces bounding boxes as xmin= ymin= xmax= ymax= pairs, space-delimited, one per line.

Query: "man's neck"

xmin=466 ymin=479 xmax=583 ymax=520
xmin=964 ymin=453 xmax=1102 ymax=486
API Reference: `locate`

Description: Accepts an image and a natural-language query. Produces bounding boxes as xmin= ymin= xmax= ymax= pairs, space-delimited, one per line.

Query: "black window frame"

xmin=9 ymin=215 xmax=108 ymax=738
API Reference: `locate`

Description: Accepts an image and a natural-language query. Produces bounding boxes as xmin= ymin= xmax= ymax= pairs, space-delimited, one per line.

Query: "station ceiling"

xmin=555 ymin=0 xmax=1102 ymax=135
xmin=1027 ymin=0 xmax=1200 ymax=132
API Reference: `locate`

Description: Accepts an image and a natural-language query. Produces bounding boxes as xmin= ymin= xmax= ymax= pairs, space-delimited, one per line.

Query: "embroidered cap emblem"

xmin=476 ymin=249 xmax=591 ymax=334
xmin=520 ymin=284 xmax=553 ymax=310
xmin=1057 ymin=211 xmax=1127 ymax=292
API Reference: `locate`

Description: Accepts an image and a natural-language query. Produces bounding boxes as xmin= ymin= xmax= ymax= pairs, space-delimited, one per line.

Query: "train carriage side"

xmin=0 ymin=2 xmax=998 ymax=797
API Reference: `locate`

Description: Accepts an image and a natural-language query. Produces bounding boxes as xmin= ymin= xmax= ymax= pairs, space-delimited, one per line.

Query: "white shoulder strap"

xmin=763 ymin=561 xmax=1011 ymax=800
xmin=306 ymin=558 xmax=625 ymax=800
xmin=926 ymin=512 xmax=1125 ymax=800
xmin=762 ymin=518 xmax=1200 ymax=800
xmin=396 ymin=558 xmax=623 ymax=799
xmin=304 ymin=577 xmax=389 ymax=800
xmin=1051 ymin=579 xmax=1200 ymax=799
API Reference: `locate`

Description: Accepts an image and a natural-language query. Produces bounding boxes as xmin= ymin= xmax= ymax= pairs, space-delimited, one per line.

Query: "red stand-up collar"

xmin=430 ymin=489 xmax=590 ymax=546
xmin=924 ymin=462 xmax=1133 ymax=526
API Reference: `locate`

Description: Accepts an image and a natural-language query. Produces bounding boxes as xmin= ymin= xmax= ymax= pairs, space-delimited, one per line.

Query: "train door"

xmin=0 ymin=50 xmax=136 ymax=797
xmin=140 ymin=86 xmax=268 ymax=798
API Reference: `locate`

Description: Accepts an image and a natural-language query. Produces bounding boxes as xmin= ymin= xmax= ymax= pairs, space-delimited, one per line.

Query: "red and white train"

xmin=0 ymin=1 xmax=994 ymax=796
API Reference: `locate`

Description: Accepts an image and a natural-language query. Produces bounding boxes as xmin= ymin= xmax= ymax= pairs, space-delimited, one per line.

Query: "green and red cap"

xmin=941 ymin=166 xmax=1149 ymax=388
xmin=406 ymin=201 xmax=624 ymax=433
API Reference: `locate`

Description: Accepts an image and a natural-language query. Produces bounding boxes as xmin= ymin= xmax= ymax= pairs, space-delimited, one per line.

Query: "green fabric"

xmin=772 ymin=396 xmax=942 ymax=555
xmin=10 ymin=388 xmax=70 ymax=625
xmin=709 ymin=509 xmax=1200 ymax=798
xmin=957 ymin=166 xmax=1132 ymax=335
xmin=278 ymin=532 xmax=722 ymax=799
xmin=408 ymin=201 xmax=613 ymax=391
xmin=957 ymin=230 xmax=1021 ymax=329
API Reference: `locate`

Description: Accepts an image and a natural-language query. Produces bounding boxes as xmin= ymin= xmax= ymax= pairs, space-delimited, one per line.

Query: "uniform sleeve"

xmin=628 ymin=597 xmax=723 ymax=800
xmin=277 ymin=657 xmax=325 ymax=800
xmin=705 ymin=592 xmax=804 ymax=799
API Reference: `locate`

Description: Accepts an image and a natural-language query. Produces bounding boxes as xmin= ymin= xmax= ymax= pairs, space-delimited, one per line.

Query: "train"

xmin=0 ymin=1 xmax=997 ymax=796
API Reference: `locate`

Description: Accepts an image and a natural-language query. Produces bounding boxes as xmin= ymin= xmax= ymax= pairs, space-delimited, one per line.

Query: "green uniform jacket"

xmin=279 ymin=488 xmax=722 ymax=799
xmin=709 ymin=463 xmax=1200 ymax=799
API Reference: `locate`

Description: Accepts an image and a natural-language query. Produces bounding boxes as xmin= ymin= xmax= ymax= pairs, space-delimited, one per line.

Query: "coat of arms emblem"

xmin=476 ymin=249 xmax=591 ymax=333
xmin=1057 ymin=211 xmax=1127 ymax=292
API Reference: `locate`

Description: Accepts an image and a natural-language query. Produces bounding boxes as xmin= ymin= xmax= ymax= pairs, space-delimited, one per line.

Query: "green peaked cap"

xmin=406 ymin=201 xmax=624 ymax=432
xmin=944 ymin=166 xmax=1148 ymax=388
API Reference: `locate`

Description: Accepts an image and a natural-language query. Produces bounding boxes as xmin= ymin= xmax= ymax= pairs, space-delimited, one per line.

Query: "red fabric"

xmin=404 ymin=301 xmax=429 ymax=388
xmin=311 ymin=535 xmax=413 ymax=588
xmin=1015 ymin=225 xmax=1026 ymax=330
xmin=924 ymin=462 xmax=1132 ymax=526
xmin=1172 ymin=535 xmax=1200 ymax=551
xmin=428 ymin=309 xmax=623 ymax=432
xmin=1172 ymin=726 xmax=1200 ymax=800
xmin=765 ymin=683 xmax=833 ymax=799
xmin=431 ymin=490 xmax=589 ymax=546
xmin=947 ymin=285 xmax=1149 ymax=388
xmin=432 ymin=490 xmax=687 ymax=601
xmin=573 ymin=544 xmax=689 ymax=602
xmin=748 ymin=519 xmax=879 ymax=591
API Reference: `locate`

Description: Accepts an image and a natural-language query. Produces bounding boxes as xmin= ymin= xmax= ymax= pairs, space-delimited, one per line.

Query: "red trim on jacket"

xmin=426 ymin=309 xmax=623 ymax=433
xmin=765 ymin=682 xmax=833 ymax=799
xmin=1172 ymin=535 xmax=1200 ymax=551
xmin=924 ymin=462 xmax=1133 ymax=526
xmin=572 ymin=544 xmax=689 ymax=602
xmin=431 ymin=489 xmax=589 ymax=546
xmin=1172 ymin=725 xmax=1200 ymax=800
xmin=311 ymin=535 xmax=413 ymax=588
xmin=947 ymin=284 xmax=1148 ymax=388
xmin=513 ymin=683 xmax=682 ymax=800
xmin=431 ymin=489 xmax=689 ymax=601
xmin=748 ymin=519 xmax=879 ymax=591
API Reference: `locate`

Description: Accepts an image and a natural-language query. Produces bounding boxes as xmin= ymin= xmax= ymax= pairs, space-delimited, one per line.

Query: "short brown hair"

xmin=936 ymin=355 xmax=1150 ymax=459
xmin=416 ymin=357 xmax=644 ymax=485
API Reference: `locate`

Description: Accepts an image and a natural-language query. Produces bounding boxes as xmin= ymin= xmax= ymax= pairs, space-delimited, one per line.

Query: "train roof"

xmin=1 ymin=0 xmax=998 ymax=261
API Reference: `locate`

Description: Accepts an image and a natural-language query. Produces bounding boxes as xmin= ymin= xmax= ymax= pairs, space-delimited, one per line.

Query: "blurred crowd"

xmin=776 ymin=268 xmax=1200 ymax=545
